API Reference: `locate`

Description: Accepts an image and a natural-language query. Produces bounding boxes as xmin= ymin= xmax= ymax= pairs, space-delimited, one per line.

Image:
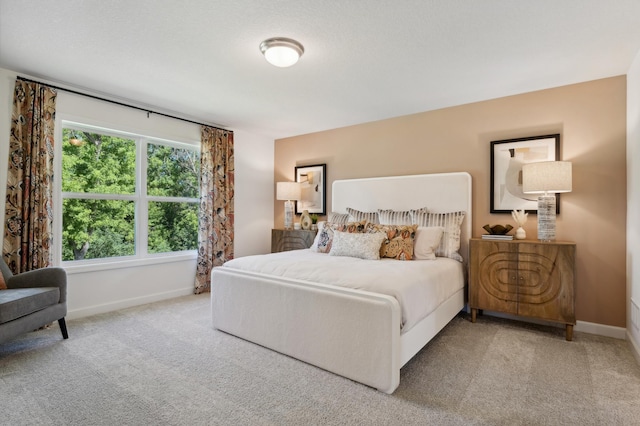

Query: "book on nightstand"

xmin=481 ymin=234 xmax=514 ymax=240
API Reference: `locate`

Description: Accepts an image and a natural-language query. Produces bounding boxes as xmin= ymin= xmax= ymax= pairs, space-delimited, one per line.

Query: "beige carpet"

xmin=2 ymin=294 xmax=640 ymax=425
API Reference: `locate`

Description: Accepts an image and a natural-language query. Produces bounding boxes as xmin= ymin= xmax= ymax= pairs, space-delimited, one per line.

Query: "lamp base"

xmin=537 ymin=195 xmax=556 ymax=241
xmin=283 ymin=200 xmax=294 ymax=230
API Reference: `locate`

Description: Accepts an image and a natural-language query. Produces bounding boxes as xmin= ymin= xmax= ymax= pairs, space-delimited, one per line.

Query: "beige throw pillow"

xmin=413 ymin=226 xmax=444 ymax=260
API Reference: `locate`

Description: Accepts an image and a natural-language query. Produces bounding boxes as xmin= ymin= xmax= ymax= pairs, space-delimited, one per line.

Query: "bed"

xmin=211 ymin=172 xmax=472 ymax=394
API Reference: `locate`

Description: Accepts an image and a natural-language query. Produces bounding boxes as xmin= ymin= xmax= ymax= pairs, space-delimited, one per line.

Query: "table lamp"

xmin=277 ymin=182 xmax=302 ymax=230
xmin=522 ymin=161 xmax=572 ymax=241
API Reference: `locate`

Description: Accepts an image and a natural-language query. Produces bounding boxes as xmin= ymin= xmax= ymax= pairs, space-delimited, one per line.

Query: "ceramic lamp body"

xmin=536 ymin=195 xmax=556 ymax=241
xmin=283 ymin=200 xmax=295 ymax=230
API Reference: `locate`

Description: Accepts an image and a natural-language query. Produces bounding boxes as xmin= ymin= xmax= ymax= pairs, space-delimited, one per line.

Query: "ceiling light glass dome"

xmin=260 ymin=37 xmax=304 ymax=67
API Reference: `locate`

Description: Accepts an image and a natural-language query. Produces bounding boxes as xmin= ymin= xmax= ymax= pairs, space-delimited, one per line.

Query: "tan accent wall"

xmin=275 ymin=76 xmax=627 ymax=328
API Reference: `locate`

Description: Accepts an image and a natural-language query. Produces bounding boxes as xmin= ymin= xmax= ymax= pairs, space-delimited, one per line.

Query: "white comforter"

xmin=221 ymin=249 xmax=464 ymax=332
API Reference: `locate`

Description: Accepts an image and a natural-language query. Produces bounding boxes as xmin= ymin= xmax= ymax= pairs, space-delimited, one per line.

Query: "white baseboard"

xmin=67 ymin=287 xmax=195 ymax=320
xmin=477 ymin=310 xmax=626 ymax=340
xmin=575 ymin=320 xmax=626 ymax=339
xmin=628 ymin=331 xmax=640 ymax=365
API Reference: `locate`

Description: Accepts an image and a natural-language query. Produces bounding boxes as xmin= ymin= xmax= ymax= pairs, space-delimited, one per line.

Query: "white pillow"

xmin=329 ymin=231 xmax=387 ymax=260
xmin=309 ymin=221 xmax=326 ymax=252
xmin=413 ymin=227 xmax=444 ymax=260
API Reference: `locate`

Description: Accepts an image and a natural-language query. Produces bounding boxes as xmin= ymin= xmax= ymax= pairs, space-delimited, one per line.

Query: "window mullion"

xmin=138 ymin=138 xmax=148 ymax=257
xmin=62 ymin=192 xmax=138 ymax=201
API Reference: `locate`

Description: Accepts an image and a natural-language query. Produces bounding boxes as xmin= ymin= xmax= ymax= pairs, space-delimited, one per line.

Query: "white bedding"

xmin=221 ymin=249 xmax=464 ymax=333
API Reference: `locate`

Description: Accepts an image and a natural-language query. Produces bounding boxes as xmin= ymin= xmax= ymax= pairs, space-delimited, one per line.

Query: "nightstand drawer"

xmin=271 ymin=229 xmax=317 ymax=253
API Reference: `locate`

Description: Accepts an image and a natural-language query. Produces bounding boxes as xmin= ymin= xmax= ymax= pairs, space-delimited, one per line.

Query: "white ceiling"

xmin=1 ymin=1 xmax=640 ymax=140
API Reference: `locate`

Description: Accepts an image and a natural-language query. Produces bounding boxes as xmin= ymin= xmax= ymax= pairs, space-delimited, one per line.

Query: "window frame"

xmin=55 ymin=120 xmax=200 ymax=272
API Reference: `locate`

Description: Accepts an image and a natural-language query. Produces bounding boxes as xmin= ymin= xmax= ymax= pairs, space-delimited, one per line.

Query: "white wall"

xmin=0 ymin=67 xmax=274 ymax=319
xmin=234 ymin=129 xmax=275 ymax=257
xmin=628 ymin=53 xmax=640 ymax=358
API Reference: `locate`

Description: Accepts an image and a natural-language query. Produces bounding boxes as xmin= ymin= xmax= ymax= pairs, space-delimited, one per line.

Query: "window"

xmin=60 ymin=123 xmax=200 ymax=263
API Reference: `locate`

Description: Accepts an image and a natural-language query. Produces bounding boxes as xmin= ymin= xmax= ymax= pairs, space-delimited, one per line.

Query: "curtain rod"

xmin=17 ymin=76 xmax=225 ymax=131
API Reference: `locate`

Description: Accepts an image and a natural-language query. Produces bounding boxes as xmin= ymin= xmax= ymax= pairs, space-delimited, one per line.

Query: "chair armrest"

xmin=7 ymin=267 xmax=67 ymax=303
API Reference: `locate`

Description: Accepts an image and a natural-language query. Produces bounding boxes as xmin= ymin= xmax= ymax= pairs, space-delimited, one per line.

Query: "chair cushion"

xmin=0 ymin=288 xmax=60 ymax=324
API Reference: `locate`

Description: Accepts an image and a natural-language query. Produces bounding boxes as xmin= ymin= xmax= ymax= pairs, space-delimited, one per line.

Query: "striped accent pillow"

xmin=327 ymin=212 xmax=349 ymax=224
xmin=410 ymin=210 xmax=465 ymax=262
xmin=346 ymin=207 xmax=379 ymax=224
xmin=377 ymin=207 xmax=428 ymax=225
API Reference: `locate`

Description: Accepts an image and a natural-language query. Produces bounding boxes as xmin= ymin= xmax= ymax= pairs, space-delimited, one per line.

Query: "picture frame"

xmin=295 ymin=164 xmax=326 ymax=215
xmin=490 ymin=134 xmax=560 ymax=214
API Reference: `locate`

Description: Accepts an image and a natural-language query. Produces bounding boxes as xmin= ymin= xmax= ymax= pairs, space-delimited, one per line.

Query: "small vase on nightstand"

xmin=515 ymin=227 xmax=526 ymax=240
xmin=300 ymin=210 xmax=312 ymax=230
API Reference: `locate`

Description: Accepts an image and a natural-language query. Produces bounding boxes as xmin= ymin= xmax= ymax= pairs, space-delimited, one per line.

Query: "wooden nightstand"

xmin=271 ymin=229 xmax=317 ymax=253
xmin=469 ymin=238 xmax=576 ymax=340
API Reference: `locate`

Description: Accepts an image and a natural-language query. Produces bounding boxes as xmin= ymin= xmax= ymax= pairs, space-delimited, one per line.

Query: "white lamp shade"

xmin=276 ymin=181 xmax=302 ymax=201
xmin=522 ymin=161 xmax=572 ymax=194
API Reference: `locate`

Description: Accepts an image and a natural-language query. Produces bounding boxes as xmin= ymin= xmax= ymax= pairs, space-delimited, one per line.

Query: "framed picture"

xmin=295 ymin=164 xmax=326 ymax=215
xmin=490 ymin=134 xmax=560 ymax=214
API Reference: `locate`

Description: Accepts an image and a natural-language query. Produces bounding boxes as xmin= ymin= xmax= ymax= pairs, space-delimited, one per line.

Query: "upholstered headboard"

xmin=332 ymin=172 xmax=472 ymax=264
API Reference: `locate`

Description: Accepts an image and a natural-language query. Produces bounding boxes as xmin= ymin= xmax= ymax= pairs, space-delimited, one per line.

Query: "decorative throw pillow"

xmin=0 ymin=272 xmax=6 ymax=290
xmin=410 ymin=210 xmax=465 ymax=262
xmin=327 ymin=212 xmax=349 ymax=224
xmin=365 ymin=223 xmax=418 ymax=260
xmin=312 ymin=220 xmax=368 ymax=254
xmin=329 ymin=230 xmax=387 ymax=260
xmin=413 ymin=226 xmax=444 ymax=260
xmin=312 ymin=223 xmax=332 ymax=253
xmin=346 ymin=207 xmax=379 ymax=224
xmin=377 ymin=207 xmax=428 ymax=225
xmin=310 ymin=221 xmax=326 ymax=251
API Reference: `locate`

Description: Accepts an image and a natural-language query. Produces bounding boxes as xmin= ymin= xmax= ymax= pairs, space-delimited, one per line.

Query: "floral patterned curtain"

xmin=3 ymin=80 xmax=57 ymax=274
xmin=195 ymin=126 xmax=234 ymax=293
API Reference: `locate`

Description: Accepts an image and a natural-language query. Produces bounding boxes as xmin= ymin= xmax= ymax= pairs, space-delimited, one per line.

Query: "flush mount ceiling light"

xmin=259 ymin=37 xmax=304 ymax=67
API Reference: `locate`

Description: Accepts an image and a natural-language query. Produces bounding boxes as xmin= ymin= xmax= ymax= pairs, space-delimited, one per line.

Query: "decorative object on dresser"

xmin=295 ymin=164 xmax=326 ymax=215
xmin=276 ymin=181 xmax=302 ymax=230
xmin=490 ymin=134 xmax=560 ymax=214
xmin=481 ymin=234 xmax=513 ymax=241
xmin=511 ymin=209 xmax=528 ymax=240
xmin=482 ymin=224 xmax=513 ymax=235
xmin=271 ymin=228 xmax=317 ymax=253
xmin=522 ymin=161 xmax=572 ymax=242
xmin=300 ymin=210 xmax=312 ymax=230
xmin=469 ymin=238 xmax=576 ymax=341
xmin=481 ymin=224 xmax=514 ymax=240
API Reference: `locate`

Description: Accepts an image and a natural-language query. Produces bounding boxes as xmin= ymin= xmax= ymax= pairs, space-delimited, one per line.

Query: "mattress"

xmin=221 ymin=249 xmax=464 ymax=332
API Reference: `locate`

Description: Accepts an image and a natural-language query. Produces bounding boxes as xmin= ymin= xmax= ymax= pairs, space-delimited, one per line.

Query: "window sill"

xmin=62 ymin=252 xmax=197 ymax=275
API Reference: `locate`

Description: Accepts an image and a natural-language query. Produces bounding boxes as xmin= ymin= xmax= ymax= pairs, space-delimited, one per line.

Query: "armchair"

xmin=0 ymin=258 xmax=68 ymax=344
